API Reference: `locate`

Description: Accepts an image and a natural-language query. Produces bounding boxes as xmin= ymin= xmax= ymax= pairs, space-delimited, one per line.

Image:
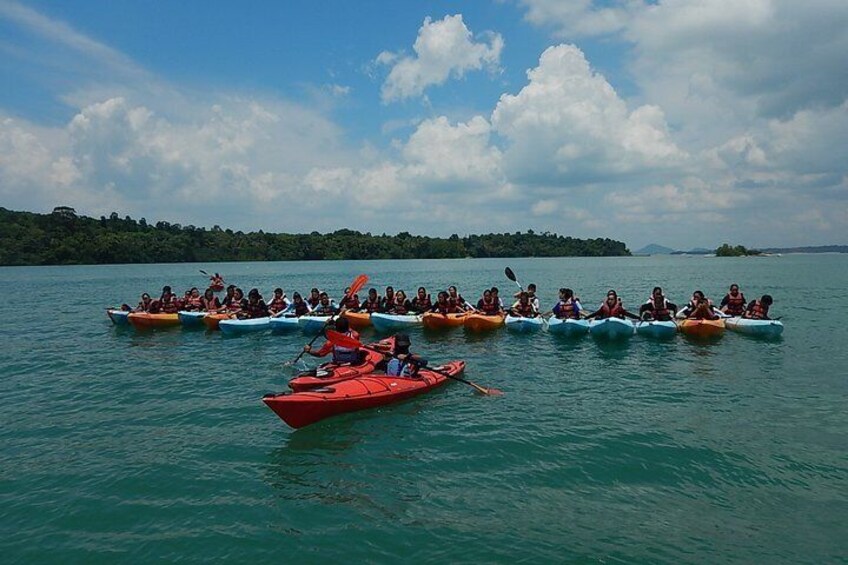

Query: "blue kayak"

xmin=725 ymin=316 xmax=784 ymax=338
xmin=504 ymin=315 xmax=544 ymax=332
xmin=219 ymin=316 xmax=272 ymax=335
xmin=589 ymin=317 xmax=634 ymax=339
xmin=546 ymin=317 xmax=589 ymax=336
xmin=370 ymin=313 xmax=423 ymax=333
xmin=269 ymin=315 xmax=300 ymax=333
xmin=107 ymin=309 xmax=130 ymax=325
xmin=635 ymin=320 xmax=677 ymax=339
xmin=178 ymin=310 xmax=207 ymax=327
xmin=299 ymin=316 xmax=332 ymax=335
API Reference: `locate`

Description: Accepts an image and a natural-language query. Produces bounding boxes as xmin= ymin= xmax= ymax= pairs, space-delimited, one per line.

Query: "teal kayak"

xmin=178 ymin=310 xmax=207 ymax=327
xmin=546 ymin=317 xmax=589 ymax=336
xmin=299 ymin=316 xmax=332 ymax=335
xmin=219 ymin=316 xmax=272 ymax=335
xmin=370 ymin=313 xmax=423 ymax=333
xmin=635 ymin=320 xmax=677 ymax=339
xmin=725 ymin=316 xmax=784 ymax=337
xmin=589 ymin=317 xmax=634 ymax=339
xmin=269 ymin=315 xmax=300 ymax=333
xmin=504 ymin=315 xmax=544 ymax=332
xmin=106 ymin=309 xmax=130 ymax=325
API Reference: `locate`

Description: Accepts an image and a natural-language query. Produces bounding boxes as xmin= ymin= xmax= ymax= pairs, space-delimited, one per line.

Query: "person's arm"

xmin=304 ymin=340 xmax=332 ymax=357
xmin=584 ymin=307 xmax=602 ymax=320
xmin=719 ymin=295 xmax=730 ymax=308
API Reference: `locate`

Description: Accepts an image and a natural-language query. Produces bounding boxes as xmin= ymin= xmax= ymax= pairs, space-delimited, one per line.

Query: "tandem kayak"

xmin=546 ymin=317 xmax=590 ymax=336
xmin=264 ymin=360 xmax=465 ymax=429
xmin=678 ymin=318 xmax=726 ymax=338
xmin=299 ymin=316 xmax=332 ymax=335
xmin=178 ymin=310 xmax=207 ymax=327
xmin=127 ymin=312 xmax=180 ymax=329
xmin=422 ymin=312 xmax=467 ymax=330
xmin=269 ymin=315 xmax=300 ymax=333
xmin=464 ymin=313 xmax=505 ymax=332
xmin=589 ymin=317 xmax=634 ymax=339
xmin=210 ymin=283 xmax=225 ymax=292
xmin=219 ymin=316 xmax=272 ymax=335
xmin=370 ymin=313 xmax=423 ymax=333
xmin=288 ymin=345 xmax=391 ymax=392
xmin=635 ymin=320 xmax=678 ymax=339
xmin=504 ymin=315 xmax=544 ymax=332
xmin=202 ymin=312 xmax=233 ymax=330
xmin=725 ymin=317 xmax=784 ymax=338
xmin=106 ymin=309 xmax=130 ymax=325
xmin=342 ymin=310 xmax=372 ymax=330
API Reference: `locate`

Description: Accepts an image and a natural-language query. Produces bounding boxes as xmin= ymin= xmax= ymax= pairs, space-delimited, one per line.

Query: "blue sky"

xmin=1 ymin=0 xmax=846 ymax=249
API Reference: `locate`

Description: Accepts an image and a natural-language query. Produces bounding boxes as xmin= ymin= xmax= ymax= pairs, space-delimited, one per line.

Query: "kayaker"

xmin=210 ymin=273 xmax=225 ymax=288
xmin=476 ymin=289 xmax=502 ymax=315
xmin=720 ymin=284 xmax=747 ymax=316
xmin=743 ymin=295 xmax=774 ymax=320
xmin=380 ymin=286 xmax=396 ymax=312
xmin=680 ymin=290 xmax=720 ymax=320
xmin=359 ymin=288 xmax=381 ymax=313
xmin=639 ymin=287 xmax=678 ymax=321
xmin=509 ymin=292 xmax=539 ymax=318
xmin=220 ymin=285 xmax=237 ymax=310
xmin=184 ymin=287 xmax=204 ymax=311
xmin=238 ymin=288 xmax=270 ymax=319
xmin=551 ymin=288 xmax=582 ymax=319
xmin=385 ymin=333 xmax=424 ymax=377
xmin=339 ymin=287 xmax=360 ymax=311
xmin=432 ymin=291 xmax=462 ymax=314
xmin=159 ymin=290 xmax=180 ymax=314
xmin=134 ymin=293 xmax=153 ymax=312
xmin=307 ymin=288 xmax=321 ymax=310
xmin=268 ymin=288 xmax=289 ymax=314
xmin=290 ymin=292 xmax=312 ymax=317
xmin=585 ymin=290 xmax=640 ymax=320
xmin=411 ymin=287 xmax=433 ymax=313
xmin=513 ymin=283 xmax=541 ymax=312
xmin=201 ymin=288 xmax=221 ymax=311
xmin=447 ymin=285 xmax=470 ymax=311
xmin=389 ymin=290 xmax=413 ymax=315
xmin=491 ymin=287 xmax=504 ymax=309
xmin=303 ymin=317 xmax=361 ymax=365
xmin=225 ymin=288 xmax=246 ymax=314
xmin=312 ymin=292 xmax=339 ymax=316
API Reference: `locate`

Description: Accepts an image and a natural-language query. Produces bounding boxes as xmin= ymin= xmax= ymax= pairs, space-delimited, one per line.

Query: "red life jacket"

xmin=748 ymin=300 xmax=769 ymax=319
xmin=599 ymin=300 xmax=624 ymax=319
xmin=227 ymin=298 xmax=243 ymax=312
xmin=268 ymin=297 xmax=287 ymax=312
xmin=341 ymin=296 xmax=359 ymax=309
xmin=393 ymin=300 xmax=410 ymax=315
xmin=479 ymin=298 xmax=499 ymax=315
xmin=557 ymin=299 xmax=578 ymax=319
xmin=435 ymin=302 xmax=459 ymax=315
xmin=514 ymin=302 xmax=535 ymax=317
xmin=413 ymin=296 xmax=432 ymax=312
xmin=647 ymin=298 xmax=669 ymax=320
xmin=293 ymin=302 xmax=310 ymax=317
xmin=161 ymin=299 xmax=179 ymax=314
xmin=724 ymin=293 xmax=746 ymax=315
xmin=307 ymin=296 xmax=320 ymax=308
xmin=362 ymin=298 xmax=381 ymax=313
xmin=187 ymin=296 xmax=203 ymax=309
xmin=202 ymin=296 xmax=219 ymax=311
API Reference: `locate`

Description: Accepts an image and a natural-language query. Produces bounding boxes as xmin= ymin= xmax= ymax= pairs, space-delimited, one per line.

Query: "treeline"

xmin=715 ymin=243 xmax=761 ymax=257
xmin=0 ymin=207 xmax=630 ymax=266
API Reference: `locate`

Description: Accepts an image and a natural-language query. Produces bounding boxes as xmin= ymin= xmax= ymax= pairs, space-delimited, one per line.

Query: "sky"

xmin=0 ymin=0 xmax=846 ymax=250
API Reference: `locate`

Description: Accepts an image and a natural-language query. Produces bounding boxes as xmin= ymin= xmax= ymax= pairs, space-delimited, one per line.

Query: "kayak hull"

xmin=725 ymin=317 xmax=784 ymax=337
xmin=589 ymin=318 xmax=634 ymax=339
xmin=422 ymin=312 xmax=467 ymax=330
xmin=202 ymin=312 xmax=232 ymax=330
xmin=635 ymin=320 xmax=678 ymax=339
xmin=210 ymin=284 xmax=225 ymax=292
xmin=178 ymin=310 xmax=207 ymax=327
xmin=106 ymin=309 xmax=130 ymax=325
xmin=464 ymin=313 xmax=505 ymax=332
xmin=288 ymin=347 xmax=389 ymax=392
xmin=679 ymin=318 xmax=726 ymax=338
xmin=219 ymin=317 xmax=272 ymax=335
xmin=269 ymin=316 xmax=300 ymax=332
xmin=264 ymin=360 xmax=464 ymax=429
xmin=342 ymin=311 xmax=372 ymax=330
xmin=370 ymin=313 xmax=423 ymax=333
xmin=299 ymin=316 xmax=332 ymax=335
xmin=504 ymin=315 xmax=544 ymax=332
xmin=547 ymin=317 xmax=590 ymax=336
xmin=127 ymin=312 xmax=180 ymax=329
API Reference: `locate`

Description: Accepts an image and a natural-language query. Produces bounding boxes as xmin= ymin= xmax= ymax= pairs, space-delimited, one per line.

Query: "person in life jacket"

xmin=210 ymin=273 xmax=225 ymax=288
xmin=476 ymin=289 xmax=502 ymax=315
xmin=491 ymin=287 xmax=504 ymax=309
xmin=411 ymin=287 xmax=433 ymax=313
xmin=307 ymin=288 xmax=321 ymax=310
xmin=360 ymin=288 xmax=381 ymax=313
xmin=639 ymin=287 xmax=678 ymax=321
xmin=380 ymin=286 xmax=396 ymax=313
xmin=681 ymin=290 xmax=719 ymax=320
xmin=159 ymin=290 xmax=180 ymax=314
xmin=183 ymin=287 xmax=204 ymax=311
xmin=385 ymin=333 xmax=425 ymax=377
xmin=303 ymin=317 xmax=362 ymax=365
xmin=431 ymin=291 xmax=461 ymax=314
xmin=339 ymin=287 xmax=360 ymax=311
xmin=134 ymin=293 xmax=153 ymax=312
xmin=220 ymin=285 xmax=236 ymax=309
xmin=720 ymin=284 xmax=747 ymax=316
xmin=514 ymin=283 xmax=541 ymax=312
xmin=552 ymin=288 xmax=583 ymax=319
xmin=289 ymin=292 xmax=312 ymax=317
xmin=238 ymin=288 xmax=269 ymax=319
xmin=509 ymin=292 xmax=539 ymax=318
xmin=585 ymin=290 xmax=640 ymax=320
xmin=744 ymin=294 xmax=774 ymax=320
xmin=267 ymin=288 xmax=289 ymax=315
xmin=447 ymin=286 xmax=470 ymax=311
xmin=201 ymin=288 xmax=221 ymax=312
xmin=389 ymin=290 xmax=413 ymax=315
xmin=226 ymin=288 xmax=246 ymax=314
xmin=311 ymin=292 xmax=339 ymax=316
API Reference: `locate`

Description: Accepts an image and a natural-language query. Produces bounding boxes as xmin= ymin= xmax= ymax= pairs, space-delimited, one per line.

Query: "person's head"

xmin=184 ymin=289 xmax=192 ymax=298
xmin=344 ymin=287 xmax=351 ymax=295
xmin=519 ymin=291 xmax=530 ymax=304
xmin=437 ymin=291 xmax=448 ymax=303
xmin=141 ymin=293 xmax=151 ymax=302
xmin=293 ymin=292 xmax=303 ymax=303
xmin=491 ymin=287 xmax=499 ymax=297
xmin=162 ymin=285 xmax=172 ymax=295
xmin=234 ymin=288 xmax=244 ymax=300
xmin=274 ymin=288 xmax=283 ymax=297
xmin=214 ymin=273 xmax=220 ymax=278
xmin=334 ymin=317 xmax=350 ymax=333
xmin=394 ymin=333 xmax=411 ymax=355
xmin=560 ymin=288 xmax=573 ymax=300
xmin=483 ymin=289 xmax=492 ymax=300
xmin=368 ymin=288 xmax=378 ymax=299
xmin=652 ymin=286 xmax=663 ymax=298
xmin=226 ymin=285 xmax=235 ymax=297
xmin=729 ymin=283 xmax=740 ymax=295
xmin=190 ymin=287 xmax=200 ymax=298
xmin=385 ymin=286 xmax=394 ymax=296
xmin=448 ymin=285 xmax=458 ymax=297
xmin=204 ymin=288 xmax=214 ymax=300
xmin=319 ymin=291 xmax=330 ymax=305
xmin=417 ymin=287 xmax=427 ymax=298
xmin=528 ymin=283 xmax=537 ymax=294
xmin=761 ymin=294 xmax=773 ymax=306
xmin=395 ymin=290 xmax=407 ymax=302
xmin=692 ymin=290 xmax=705 ymax=303
xmin=248 ymin=288 xmax=260 ymax=302
xmin=606 ymin=290 xmax=618 ymax=304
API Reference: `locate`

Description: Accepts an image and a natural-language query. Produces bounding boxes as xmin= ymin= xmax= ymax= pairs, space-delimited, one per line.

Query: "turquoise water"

xmin=1 ymin=255 xmax=846 ymax=563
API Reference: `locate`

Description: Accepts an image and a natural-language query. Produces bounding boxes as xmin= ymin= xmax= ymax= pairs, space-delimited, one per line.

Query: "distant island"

xmin=0 ymin=207 xmax=630 ymax=266
xmin=636 ymin=241 xmax=847 ymax=256
xmin=715 ymin=243 xmax=761 ymax=257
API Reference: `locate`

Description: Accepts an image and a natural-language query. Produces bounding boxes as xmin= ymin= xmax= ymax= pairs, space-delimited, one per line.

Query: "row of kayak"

xmin=109 ymin=308 xmax=783 ymax=338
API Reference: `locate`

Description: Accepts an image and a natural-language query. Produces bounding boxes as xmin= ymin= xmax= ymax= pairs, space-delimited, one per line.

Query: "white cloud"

xmin=378 ymin=14 xmax=504 ymax=102
xmin=519 ymin=0 xmax=641 ymax=37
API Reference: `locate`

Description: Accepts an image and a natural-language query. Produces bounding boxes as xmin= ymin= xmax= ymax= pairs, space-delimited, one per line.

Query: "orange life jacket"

xmin=646 ymin=298 xmax=670 ymax=319
xmin=362 ymin=297 xmax=381 ymax=313
xmin=557 ymin=299 xmax=579 ymax=319
xmin=479 ymin=298 xmax=499 ymax=315
xmin=599 ymin=300 xmax=624 ymax=319
xmin=268 ymin=297 xmax=288 ymax=312
xmin=748 ymin=300 xmax=769 ymax=319
xmin=724 ymin=293 xmax=746 ymax=315
xmin=513 ymin=302 xmax=535 ymax=317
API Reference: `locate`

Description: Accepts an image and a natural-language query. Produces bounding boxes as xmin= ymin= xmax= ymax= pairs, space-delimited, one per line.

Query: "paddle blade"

xmin=483 ymin=387 xmax=503 ymax=396
xmin=325 ymin=329 xmax=363 ymax=349
xmin=348 ymin=274 xmax=369 ymax=297
xmin=504 ymin=267 xmax=516 ymax=282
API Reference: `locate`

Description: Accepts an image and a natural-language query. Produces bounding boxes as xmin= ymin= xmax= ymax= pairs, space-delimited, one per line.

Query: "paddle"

xmin=286 ymin=274 xmax=368 ymax=367
xmin=504 ymin=266 xmax=524 ymax=292
xmin=325 ymin=330 xmax=502 ymax=396
xmin=199 ymin=269 xmax=209 ymax=275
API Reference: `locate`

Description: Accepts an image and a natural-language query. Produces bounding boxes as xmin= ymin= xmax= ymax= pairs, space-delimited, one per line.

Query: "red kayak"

xmin=287 ymin=342 xmax=392 ymax=392
xmin=264 ymin=360 xmax=465 ymax=429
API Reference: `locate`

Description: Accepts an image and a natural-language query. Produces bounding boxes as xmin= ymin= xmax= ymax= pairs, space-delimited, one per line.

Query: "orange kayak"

xmin=464 ymin=313 xmax=505 ymax=332
xmin=679 ymin=318 xmax=725 ymax=338
xmin=202 ymin=312 xmax=233 ymax=330
xmin=422 ymin=312 xmax=467 ymax=330
xmin=342 ymin=310 xmax=372 ymax=329
xmin=127 ymin=312 xmax=180 ymax=329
